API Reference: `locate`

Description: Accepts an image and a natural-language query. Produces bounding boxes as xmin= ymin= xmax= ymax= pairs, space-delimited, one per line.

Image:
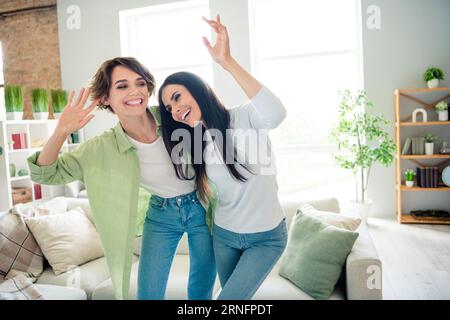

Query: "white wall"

xmin=361 ymin=0 xmax=450 ymax=217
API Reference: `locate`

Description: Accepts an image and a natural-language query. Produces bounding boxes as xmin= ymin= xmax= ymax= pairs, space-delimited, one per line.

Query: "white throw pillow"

xmin=13 ymin=197 xmax=68 ymax=218
xmin=297 ymin=203 xmax=361 ymax=231
xmin=25 ymin=207 xmax=104 ymax=275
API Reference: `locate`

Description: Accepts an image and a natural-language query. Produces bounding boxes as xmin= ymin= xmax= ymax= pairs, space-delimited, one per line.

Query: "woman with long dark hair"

xmin=158 ymin=15 xmax=288 ymax=299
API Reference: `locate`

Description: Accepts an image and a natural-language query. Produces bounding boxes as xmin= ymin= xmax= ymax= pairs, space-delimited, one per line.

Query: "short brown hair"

xmin=90 ymin=57 xmax=156 ymax=113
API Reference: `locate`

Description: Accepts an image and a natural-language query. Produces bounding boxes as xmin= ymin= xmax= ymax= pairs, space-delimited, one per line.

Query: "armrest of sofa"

xmin=345 ymin=223 xmax=382 ymax=300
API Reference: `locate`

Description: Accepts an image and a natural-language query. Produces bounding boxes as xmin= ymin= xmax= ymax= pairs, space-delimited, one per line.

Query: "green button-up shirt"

xmin=27 ymin=106 xmax=215 ymax=300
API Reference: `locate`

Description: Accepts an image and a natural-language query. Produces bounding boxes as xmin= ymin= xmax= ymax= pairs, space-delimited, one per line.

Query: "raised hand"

xmin=56 ymin=88 xmax=98 ymax=136
xmin=202 ymin=15 xmax=231 ymax=67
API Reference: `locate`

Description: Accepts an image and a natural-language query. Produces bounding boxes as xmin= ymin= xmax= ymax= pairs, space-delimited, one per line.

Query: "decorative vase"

xmin=349 ymin=199 xmax=373 ymax=224
xmin=9 ymin=163 xmax=16 ymax=177
xmin=405 ymin=180 xmax=414 ymax=187
xmin=6 ymin=112 xmax=23 ymax=120
xmin=425 ymin=142 xmax=434 ymax=155
xmin=53 ymin=112 xmax=62 ymax=119
xmin=33 ymin=112 xmax=49 ymax=120
xmin=438 ymin=110 xmax=448 ymax=121
xmin=427 ymin=79 xmax=439 ymax=88
xmin=439 ymin=141 xmax=450 ymax=155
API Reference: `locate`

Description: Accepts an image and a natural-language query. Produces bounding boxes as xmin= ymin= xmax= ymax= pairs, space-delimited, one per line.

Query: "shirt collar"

xmin=113 ymin=105 xmax=162 ymax=153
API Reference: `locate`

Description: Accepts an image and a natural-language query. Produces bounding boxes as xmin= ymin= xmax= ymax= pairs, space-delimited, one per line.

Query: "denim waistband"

xmin=150 ymin=190 xmax=198 ymax=207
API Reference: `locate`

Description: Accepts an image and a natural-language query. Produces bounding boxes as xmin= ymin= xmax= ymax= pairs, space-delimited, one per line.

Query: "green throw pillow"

xmin=278 ymin=212 xmax=359 ymax=300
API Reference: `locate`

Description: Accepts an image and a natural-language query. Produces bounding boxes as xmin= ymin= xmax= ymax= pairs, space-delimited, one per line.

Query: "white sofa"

xmin=33 ymin=197 xmax=382 ymax=300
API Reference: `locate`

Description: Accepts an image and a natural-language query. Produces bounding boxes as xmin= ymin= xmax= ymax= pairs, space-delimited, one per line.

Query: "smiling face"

xmin=103 ymin=65 xmax=149 ymax=118
xmin=161 ymin=84 xmax=202 ymax=127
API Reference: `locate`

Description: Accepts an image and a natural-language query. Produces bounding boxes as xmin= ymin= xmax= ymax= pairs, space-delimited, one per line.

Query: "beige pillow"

xmin=25 ymin=207 xmax=104 ymax=275
xmin=297 ymin=203 xmax=361 ymax=231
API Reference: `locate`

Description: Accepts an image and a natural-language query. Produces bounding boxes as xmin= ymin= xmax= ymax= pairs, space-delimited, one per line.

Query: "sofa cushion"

xmin=0 ymin=211 xmax=44 ymax=281
xmin=297 ymin=203 xmax=361 ymax=231
xmin=0 ymin=274 xmax=44 ymax=300
xmin=25 ymin=207 xmax=104 ymax=275
xmin=35 ymin=284 xmax=87 ymax=300
xmin=36 ymin=256 xmax=139 ymax=299
xmin=92 ymin=255 xmax=220 ymax=300
xmin=252 ymin=264 xmax=345 ymax=300
xmin=13 ymin=197 xmax=68 ymax=217
xmin=278 ymin=213 xmax=358 ymax=300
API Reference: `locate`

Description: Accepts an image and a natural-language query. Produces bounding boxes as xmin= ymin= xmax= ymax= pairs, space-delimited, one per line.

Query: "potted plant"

xmin=435 ymin=100 xmax=448 ymax=121
xmin=424 ymin=133 xmax=437 ymax=155
xmin=51 ymin=89 xmax=68 ymax=119
xmin=423 ymin=67 xmax=445 ymax=88
xmin=404 ymin=169 xmax=416 ymax=187
xmin=4 ymin=85 xmax=24 ymax=120
xmin=330 ymin=90 xmax=396 ymax=223
xmin=31 ymin=88 xmax=49 ymax=120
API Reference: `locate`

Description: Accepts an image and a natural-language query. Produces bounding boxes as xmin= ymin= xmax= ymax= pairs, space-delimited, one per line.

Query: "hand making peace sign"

xmin=202 ymin=15 xmax=232 ymax=67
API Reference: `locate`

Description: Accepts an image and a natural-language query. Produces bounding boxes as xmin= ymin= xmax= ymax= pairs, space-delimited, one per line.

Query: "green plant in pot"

xmin=424 ymin=133 xmax=438 ymax=155
xmin=51 ymin=89 xmax=68 ymax=119
xmin=31 ymin=88 xmax=50 ymax=120
xmin=404 ymin=169 xmax=416 ymax=188
xmin=330 ymin=90 xmax=396 ymax=223
xmin=4 ymin=85 xmax=24 ymax=120
xmin=435 ymin=101 xmax=448 ymax=121
xmin=423 ymin=67 xmax=445 ymax=89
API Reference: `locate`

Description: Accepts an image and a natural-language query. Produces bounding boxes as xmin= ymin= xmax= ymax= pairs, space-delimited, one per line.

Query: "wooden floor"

xmin=366 ymin=217 xmax=450 ymax=300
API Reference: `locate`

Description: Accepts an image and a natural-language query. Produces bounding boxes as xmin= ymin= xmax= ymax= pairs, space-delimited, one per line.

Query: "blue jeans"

xmin=212 ymin=219 xmax=288 ymax=300
xmin=137 ymin=191 xmax=216 ymax=300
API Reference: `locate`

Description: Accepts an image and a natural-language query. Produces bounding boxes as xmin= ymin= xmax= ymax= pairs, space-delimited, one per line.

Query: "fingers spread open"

xmin=78 ymin=88 xmax=91 ymax=109
xmin=82 ymin=99 xmax=98 ymax=115
xmin=79 ymin=114 xmax=95 ymax=129
xmin=67 ymin=91 xmax=75 ymax=108
xmin=74 ymin=88 xmax=86 ymax=107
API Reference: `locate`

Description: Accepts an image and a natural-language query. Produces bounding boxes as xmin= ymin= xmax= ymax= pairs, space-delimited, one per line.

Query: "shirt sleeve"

xmin=27 ymin=142 xmax=88 ymax=185
xmin=235 ymin=86 xmax=287 ymax=130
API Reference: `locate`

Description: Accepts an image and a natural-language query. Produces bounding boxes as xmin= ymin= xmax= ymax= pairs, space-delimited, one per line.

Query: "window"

xmin=249 ymin=0 xmax=363 ymax=200
xmin=119 ymin=0 xmax=212 ymax=105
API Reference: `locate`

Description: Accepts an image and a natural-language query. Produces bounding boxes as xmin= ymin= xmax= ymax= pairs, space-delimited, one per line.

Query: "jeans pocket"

xmin=150 ymin=196 xmax=166 ymax=210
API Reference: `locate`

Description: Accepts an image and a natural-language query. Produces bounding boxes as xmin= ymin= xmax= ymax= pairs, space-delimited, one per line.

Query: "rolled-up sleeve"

xmin=27 ymin=147 xmax=85 ymax=185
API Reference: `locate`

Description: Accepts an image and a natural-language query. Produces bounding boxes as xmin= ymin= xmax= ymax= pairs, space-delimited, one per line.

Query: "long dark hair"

xmin=158 ymin=72 xmax=251 ymax=202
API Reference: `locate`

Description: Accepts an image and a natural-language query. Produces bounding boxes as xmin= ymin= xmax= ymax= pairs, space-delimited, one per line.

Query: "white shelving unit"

xmin=0 ymin=119 xmax=84 ymax=212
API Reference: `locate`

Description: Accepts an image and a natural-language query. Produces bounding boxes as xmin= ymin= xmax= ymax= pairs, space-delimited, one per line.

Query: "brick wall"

xmin=0 ymin=0 xmax=61 ymax=119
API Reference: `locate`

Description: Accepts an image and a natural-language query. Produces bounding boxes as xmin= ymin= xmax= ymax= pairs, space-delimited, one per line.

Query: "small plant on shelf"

xmin=424 ymin=133 xmax=438 ymax=155
xmin=424 ymin=133 xmax=437 ymax=143
xmin=51 ymin=89 xmax=68 ymax=119
xmin=31 ymin=88 xmax=49 ymax=120
xmin=404 ymin=169 xmax=416 ymax=188
xmin=4 ymin=85 xmax=24 ymax=120
xmin=423 ymin=67 xmax=445 ymax=88
xmin=435 ymin=100 xmax=448 ymax=121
